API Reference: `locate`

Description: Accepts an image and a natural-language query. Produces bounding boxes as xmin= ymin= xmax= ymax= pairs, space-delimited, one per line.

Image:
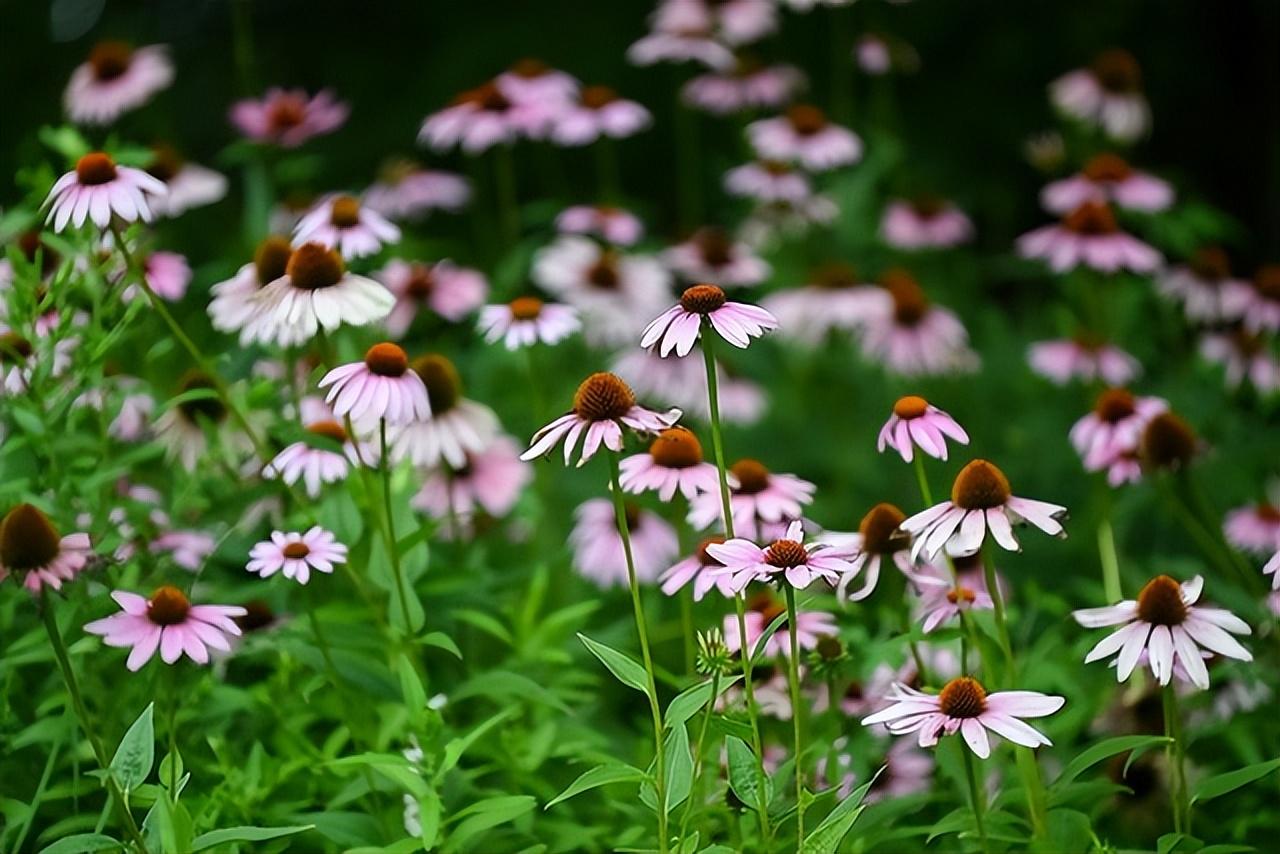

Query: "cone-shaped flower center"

xmin=146 ymin=144 xmax=184 ymax=183
xmin=765 ymin=538 xmax=808 ymax=568
xmin=881 ymin=269 xmax=929 ymax=326
xmin=695 ymin=535 xmax=726 ymax=566
xmin=572 ymin=372 xmax=635 ymax=421
xmin=1063 ymin=201 xmax=1118 ymax=235
xmin=235 ymin=599 xmax=275 ymax=632
xmin=268 ymin=96 xmax=307 ymax=131
xmin=307 ymin=420 xmax=349 ymax=443
xmin=1094 ymin=388 xmax=1136 ymax=422
xmin=587 ymin=250 xmax=620 ymax=289
xmin=1092 ymin=49 xmax=1142 ymax=93
xmin=1189 ymin=246 xmax=1230 ymax=281
xmin=951 ymin=460 xmax=1012 ymax=510
xmin=403 ymin=264 xmax=435 ymax=300
xmin=694 ymin=228 xmax=733 ymax=267
xmin=813 ymin=262 xmax=858 ymax=289
xmin=1082 ymin=153 xmax=1133 ymax=182
xmin=88 ymin=40 xmax=133 ymax=81
xmin=147 ymin=585 xmax=191 ymax=626
xmin=412 ymin=354 xmax=462 ymax=412
xmin=581 ymin=85 xmax=618 ymax=109
xmin=680 ymin=284 xmax=727 ymax=315
xmin=286 ymin=243 xmax=345 ymax=290
xmin=253 ymin=236 xmax=293 ymax=286
xmin=893 ymin=395 xmax=929 ymax=419
xmin=76 ymin=152 xmax=118 ymax=186
xmin=947 ymin=586 xmax=977 ymax=605
xmin=649 ymin=426 xmax=704 ymax=468
xmin=460 ymin=82 xmax=511 ymax=112
xmin=730 ymin=458 xmax=771 ymax=494
xmin=511 ymin=57 xmax=549 ymax=78
xmin=509 ymin=296 xmax=543 ymax=320
xmin=329 ymin=195 xmax=362 ymax=228
xmin=177 ymin=372 xmax=226 ymax=424
xmin=1255 ymin=264 xmax=1280 ymax=301
xmin=911 ymin=194 xmax=946 ymax=218
xmin=859 ymin=503 xmax=909 ymax=554
xmin=1140 ymin=412 xmax=1196 ymax=470
xmin=283 ymin=542 xmax=311 ymax=559
xmin=786 ymin=104 xmax=828 ymax=135
xmin=0 ymin=332 xmax=33 ymax=363
xmin=365 ymin=342 xmax=410 ymax=378
xmin=939 ymin=676 xmax=987 ymax=718
xmin=1136 ymin=575 xmax=1187 ymax=626
xmin=0 ymin=503 xmax=62 ymax=571
xmin=762 ymin=159 xmax=794 ymax=176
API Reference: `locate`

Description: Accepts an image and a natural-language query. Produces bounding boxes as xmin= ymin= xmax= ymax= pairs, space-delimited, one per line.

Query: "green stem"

xmin=980 ymin=549 xmax=1015 ymax=683
xmin=379 ymin=419 xmax=415 ymax=634
xmin=1097 ymin=515 xmax=1123 ymax=603
xmin=784 ymin=585 xmax=805 ymax=850
xmin=1164 ymin=683 xmax=1190 ymax=835
xmin=677 ymin=669 xmax=720 ymax=843
xmin=962 ymin=744 xmax=991 ymax=854
xmin=911 ymin=455 xmax=934 ymax=508
xmin=606 ymin=451 xmax=669 ymax=854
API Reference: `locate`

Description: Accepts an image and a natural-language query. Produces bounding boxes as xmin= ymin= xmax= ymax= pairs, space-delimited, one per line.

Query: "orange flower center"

xmin=1082 ymin=153 xmax=1133 ymax=182
xmin=364 ymin=342 xmax=410 ymax=378
xmin=572 ymin=372 xmax=635 ymax=422
xmin=75 ymin=152 xmax=118 ymax=186
xmin=1136 ymin=575 xmax=1187 ymax=626
xmin=411 ymin=354 xmax=462 ymax=413
xmin=1063 ymin=201 xmax=1118 ymax=235
xmin=581 ymin=85 xmax=618 ymax=109
xmin=881 ymin=269 xmax=929 ymax=326
xmin=283 ymin=542 xmax=311 ymax=559
xmin=509 ymin=296 xmax=543 ymax=320
xmin=148 ymin=585 xmax=191 ymax=626
xmin=1094 ymin=388 xmax=1136 ymax=422
xmin=329 ymin=195 xmax=362 ymax=228
xmin=730 ymin=458 xmax=770 ymax=494
xmin=253 ymin=236 xmax=293 ymax=286
xmin=286 ymin=243 xmax=345 ymax=290
xmin=88 ymin=40 xmax=133 ymax=81
xmin=859 ymin=503 xmax=909 ymax=554
xmin=680 ymin=283 xmax=727 ymax=314
xmin=951 ymin=460 xmax=1012 ymax=510
xmin=893 ymin=395 xmax=929 ymax=419
xmin=786 ymin=104 xmax=828 ymax=135
xmin=0 ymin=503 xmax=62 ymax=571
xmin=649 ymin=427 xmax=704 ymax=468
xmin=765 ymin=539 xmax=808 ymax=568
xmin=939 ymin=676 xmax=987 ymax=718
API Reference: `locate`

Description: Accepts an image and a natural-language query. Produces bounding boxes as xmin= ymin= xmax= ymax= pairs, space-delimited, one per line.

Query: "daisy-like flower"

xmin=377 ymin=259 xmax=488 ymax=336
xmin=153 ymin=371 xmax=253 ymax=471
xmin=902 ymin=459 xmax=1068 ymax=560
xmin=863 ymin=677 xmax=1065 ymax=758
xmin=264 ymin=398 xmax=376 ymax=497
xmin=555 ymin=205 xmax=644 ymax=246
xmin=723 ymin=591 xmax=838 ymax=658
xmin=688 ymin=458 xmax=814 ymax=541
xmin=1070 ymin=388 xmax=1168 ymax=471
xmin=1224 ymin=498 xmax=1280 ymax=556
xmin=641 ymin=284 xmax=778 ymax=357
xmin=230 ymin=87 xmax=348 ymax=147
xmin=44 ymin=152 xmax=167 ymax=232
xmin=878 ymin=396 xmax=970 ymax=463
xmin=320 ymin=343 xmax=431 ymax=427
xmin=1029 ymin=335 xmax=1140 ymax=386
xmin=418 ymin=82 xmax=525 ymax=153
xmin=1018 ymin=201 xmax=1162 ymax=274
xmin=149 ymin=526 xmax=217 ymax=572
xmin=619 ymin=426 xmax=722 ymax=501
xmin=1074 ymin=575 xmax=1252 ymax=689
xmin=661 ymin=536 xmax=738 ymax=601
xmin=521 ymin=371 xmax=680 ymax=467
xmin=293 ymin=195 xmax=400 ymax=259
xmin=627 ymin=24 xmax=735 ymax=70
xmin=478 ymin=297 xmax=580 ymax=349
xmin=64 ymin=41 xmax=173 ymax=125
xmin=246 ymin=527 xmax=347 ymax=585
xmin=654 ymin=0 xmax=777 ymax=46
xmin=570 ymin=498 xmax=678 ymax=589
xmin=496 ymin=58 xmax=580 ymax=106
xmin=208 ymin=236 xmax=293 ymax=338
xmin=762 ymin=263 xmax=880 ymax=343
xmin=1040 ymin=153 xmax=1173 ymax=215
xmin=830 ymin=503 xmax=914 ymax=602
xmin=145 ymin=144 xmax=227 ymax=217
xmin=663 ymin=227 xmax=771 ymax=288
xmin=747 ymin=105 xmax=862 ymax=172
xmin=1239 ymin=264 xmax=1280 ymax=333
xmin=706 ymin=519 xmax=854 ymax=591
xmin=84 ymin=586 xmax=247 ymax=671
xmin=0 ymin=504 xmax=93 ymax=593
xmin=880 ymin=197 xmax=975 ymax=250
xmin=130 ymin=251 xmax=191 ymax=302
xmin=912 ymin=564 xmax=994 ymax=633
xmin=1156 ymin=247 xmax=1253 ymax=323
xmin=244 ymin=242 xmax=395 ymax=346
xmin=551 ymin=85 xmax=651 ymax=146
xmin=362 ymin=159 xmax=470 ymax=221
xmin=860 ymin=269 xmax=978 ymax=377
xmin=390 ymin=354 xmax=500 ymax=468
xmin=411 ymin=437 xmax=532 ymax=537
xmin=724 ymin=161 xmax=813 ymax=205
xmin=1050 ymin=49 xmax=1150 ymax=142
xmin=683 ymin=58 xmax=804 ymax=115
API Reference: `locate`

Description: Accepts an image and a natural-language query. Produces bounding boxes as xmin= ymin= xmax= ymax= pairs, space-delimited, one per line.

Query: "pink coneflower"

xmin=863 ymin=677 xmax=1065 ymax=758
xmin=418 ymin=82 xmax=525 ymax=153
xmin=762 ymin=263 xmax=879 ymax=343
xmin=627 ymin=26 xmax=735 ymax=70
xmin=902 ymin=460 xmax=1068 ymax=560
xmin=64 ymin=41 xmax=173 ymax=125
xmin=551 ymin=85 xmax=651 ymax=146
xmin=496 ymin=58 xmax=580 ymax=107
xmin=377 ymin=259 xmax=488 ymax=336
xmin=0 ymin=504 xmax=93 ymax=593
xmin=264 ymin=398 xmax=375 ymax=497
xmin=1040 ymin=153 xmax=1173 ymax=215
xmin=661 ymin=536 xmax=737 ymax=601
xmin=859 ymin=269 xmax=977 ymax=377
xmin=740 ymin=194 xmax=839 ymax=244
xmin=881 ymin=197 xmax=974 ymax=250
xmin=724 ymin=161 xmax=813 ymax=205
xmin=555 ymin=205 xmax=644 ymax=246
xmin=0 ymin=324 xmax=77 ymax=396
xmin=688 ymin=458 xmax=814 ymax=541
xmin=570 ymin=498 xmax=678 ymax=589
xmin=230 ymin=87 xmax=348 ymax=147
xmin=522 ymin=372 xmax=680 ymax=467
xmin=293 ymin=195 xmax=400 ymax=259
xmin=1200 ymin=329 xmax=1280 ymax=393
xmin=390 ymin=354 xmax=500 ymax=468
xmin=682 ymin=58 xmax=804 ymax=114
xmin=830 ymin=503 xmax=914 ymax=602
xmin=243 ymin=242 xmax=395 ymax=346
xmin=707 ymin=519 xmax=854 ymax=591
xmin=1051 ymin=49 xmax=1149 ymax=141
xmin=150 ymin=525 xmax=216 ymax=572
xmin=663 ymin=228 xmax=771 ymax=287
xmin=1224 ymin=500 xmax=1280 ymax=556
xmin=862 ymin=739 xmax=935 ymax=805
xmin=747 ymin=105 xmax=862 ymax=172
xmin=84 ymin=586 xmax=247 ymax=670
xmin=641 ymin=284 xmax=777 ymax=357
xmin=1239 ymin=264 xmax=1280 ymax=333
xmin=478 ymin=297 xmax=580 ymax=349
xmin=912 ymin=564 xmax=994 ymax=633
xmin=1074 ymin=575 xmax=1252 ymax=690
xmin=145 ymin=144 xmax=227 ymax=217
xmin=411 ymin=437 xmax=532 ymax=536
xmin=152 ymin=371 xmax=254 ymax=471
xmin=44 ymin=152 xmax=166 ymax=232
xmin=208 ymin=236 xmax=293 ymax=339
xmin=878 ymin=396 xmax=970 ymax=463
xmin=1156 ymin=247 xmax=1253 ymax=323
xmin=1028 ymin=335 xmax=1140 ymax=386
xmin=619 ymin=426 xmax=721 ymax=501
xmin=855 ymin=34 xmax=892 ymax=75
xmin=109 ymin=387 xmax=154 ymax=442
xmin=247 ymin=527 xmax=347 ymax=585
xmin=362 ymin=159 xmax=470 ymax=221
xmin=655 ymin=0 xmax=777 ymax=46
xmin=724 ymin=591 xmax=838 ymax=657
xmin=1070 ymin=388 xmax=1168 ymax=471
xmin=1018 ymin=201 xmax=1162 ymax=274
xmin=320 ymin=343 xmax=431 ymax=427
xmin=128 ymin=251 xmax=191 ymax=302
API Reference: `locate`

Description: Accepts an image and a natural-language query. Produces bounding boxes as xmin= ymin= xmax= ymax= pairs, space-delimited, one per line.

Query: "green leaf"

xmin=1051 ymin=734 xmax=1171 ymax=793
xmin=800 ymin=767 xmax=881 ymax=854
xmin=665 ymin=676 xmax=741 ymax=731
xmin=1190 ymin=757 xmax=1280 ymax=805
xmin=436 ymin=707 xmax=518 ymax=782
xmin=37 ymin=834 xmax=122 ymax=854
xmin=443 ymin=795 xmax=535 ymax=853
xmin=190 ymin=825 xmax=314 ymax=851
xmin=749 ymin=609 xmax=789 ymax=664
xmin=419 ymin=631 xmax=463 ymax=659
xmin=397 ymin=654 xmax=428 ymax=721
xmin=546 ymin=763 xmax=649 ymax=809
xmin=664 ymin=723 xmax=694 ymax=815
xmin=726 ymin=736 xmax=767 ymax=811
xmin=577 ymin=633 xmax=651 ymax=696
xmin=110 ymin=703 xmax=154 ymax=792
xmin=1031 ymin=809 xmax=1092 ymax=853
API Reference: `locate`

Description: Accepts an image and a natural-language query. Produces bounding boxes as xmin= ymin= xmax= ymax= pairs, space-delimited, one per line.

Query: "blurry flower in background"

xmin=208 ymin=236 xmax=292 ymax=339
xmin=391 ymin=354 xmax=500 ymax=468
xmin=84 ymin=587 xmax=247 ymax=670
xmin=550 ymin=85 xmax=652 ymax=146
xmin=0 ymin=504 xmax=93 ymax=593
xmin=911 ymin=561 xmax=994 ymax=633
xmin=1223 ymin=494 xmax=1280 ymax=556
xmin=1 ymin=324 xmax=78 ymax=395
xmin=628 ymin=22 xmax=735 ymax=70
xmin=663 ymin=227 xmax=771 ymax=287
xmin=362 ymin=159 xmax=471 ymax=221
xmin=418 ymin=81 xmax=528 ymax=153
xmin=145 ymin=144 xmax=227 ymax=217
xmin=293 ymin=194 xmax=401 ymax=259
xmin=653 ymin=0 xmax=777 ymax=47
xmin=153 ymin=371 xmax=250 ymax=471
xmin=264 ymin=397 xmax=376 ymax=498
xmin=880 ymin=196 xmax=974 ymax=250
xmin=411 ymin=436 xmax=532 ymax=539
xmin=688 ymin=458 xmax=814 ymax=541
xmin=570 ymin=498 xmax=678 ymax=588
xmin=620 ymin=426 xmax=722 ymax=501
xmin=64 ymin=41 xmax=173 ymax=125
xmin=859 ymin=268 xmax=977 ymax=376
xmin=641 ymin=284 xmax=777 ymax=357
xmin=1139 ymin=410 xmax=1199 ymax=473
xmin=555 ymin=205 xmax=644 ymax=245
xmin=231 ymin=87 xmax=348 ymax=147
xmin=149 ymin=526 xmax=216 ymax=572
xmin=1199 ymin=328 xmax=1280 ymax=394
xmin=877 ymin=395 xmax=970 ymax=463
xmin=1028 ymin=335 xmax=1140 ymax=386
xmin=496 ymin=58 xmax=580 ymax=106
xmin=1040 ymin=152 xmax=1173 ymax=215
xmin=320 ymin=343 xmax=431 ymax=427
xmin=683 ymin=57 xmax=803 ymax=114
xmin=376 ymin=259 xmax=488 ymax=336
xmin=1070 ymin=388 xmax=1167 ymax=473
xmin=478 ymin=297 xmax=580 ymax=350
xmin=123 ymin=250 xmax=190 ymax=302
xmin=45 ymin=152 xmax=167 ymax=231
xmin=1050 ymin=48 xmax=1150 ymax=142
xmin=748 ymin=104 xmax=862 ymax=171
xmin=1240 ymin=264 xmax=1280 ymax=333
xmin=612 ymin=349 xmax=766 ymax=426
xmin=247 ymin=527 xmax=347 ymax=585
xmin=724 ymin=590 xmax=837 ymax=657
xmin=724 ymin=160 xmax=813 ymax=205
xmin=828 ymin=502 xmax=913 ymax=602
xmin=1018 ymin=201 xmax=1161 ymax=274
xmin=1156 ymin=246 xmax=1253 ymax=323
xmin=762 ymin=263 xmax=878 ymax=343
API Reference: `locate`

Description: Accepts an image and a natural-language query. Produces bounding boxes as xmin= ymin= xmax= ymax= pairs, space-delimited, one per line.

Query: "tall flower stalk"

xmin=782 ymin=584 xmax=806 ymax=848
xmin=1163 ymin=682 xmax=1190 ymax=834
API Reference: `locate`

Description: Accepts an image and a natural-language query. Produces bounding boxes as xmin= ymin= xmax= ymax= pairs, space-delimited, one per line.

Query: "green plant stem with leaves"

xmin=379 ymin=419 xmax=416 ymax=634
xmin=1164 ymin=683 xmax=1190 ymax=835
xmin=961 ymin=744 xmax=991 ymax=854
xmin=677 ymin=668 xmax=720 ymax=842
xmin=783 ymin=584 xmax=806 ymax=850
